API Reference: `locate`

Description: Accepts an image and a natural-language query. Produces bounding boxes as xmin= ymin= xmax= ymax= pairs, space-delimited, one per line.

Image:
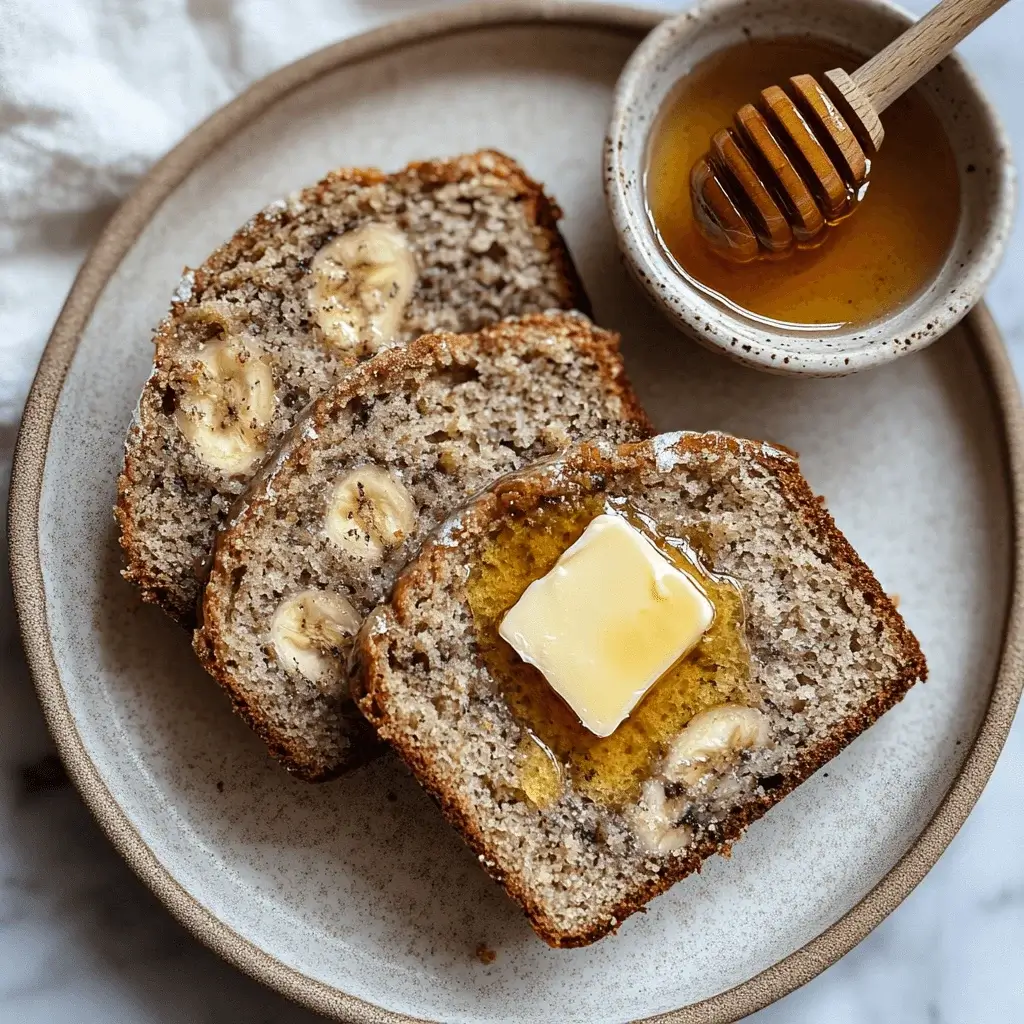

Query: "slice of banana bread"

xmin=194 ymin=313 xmax=651 ymax=781
xmin=117 ymin=150 xmax=587 ymax=626
xmin=351 ymin=432 xmax=927 ymax=947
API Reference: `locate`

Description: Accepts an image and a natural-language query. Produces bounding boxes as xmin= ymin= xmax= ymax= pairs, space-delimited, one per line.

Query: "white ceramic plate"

xmin=10 ymin=5 xmax=1023 ymax=1023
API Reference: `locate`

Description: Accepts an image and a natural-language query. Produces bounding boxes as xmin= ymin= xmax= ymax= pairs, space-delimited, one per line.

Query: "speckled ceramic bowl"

xmin=605 ymin=0 xmax=1015 ymax=376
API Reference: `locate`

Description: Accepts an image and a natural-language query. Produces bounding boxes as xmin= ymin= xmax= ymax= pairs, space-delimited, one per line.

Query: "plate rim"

xmin=7 ymin=3 xmax=1023 ymax=1022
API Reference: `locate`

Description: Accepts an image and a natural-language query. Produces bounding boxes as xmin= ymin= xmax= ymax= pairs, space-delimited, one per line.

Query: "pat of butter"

xmin=498 ymin=513 xmax=714 ymax=738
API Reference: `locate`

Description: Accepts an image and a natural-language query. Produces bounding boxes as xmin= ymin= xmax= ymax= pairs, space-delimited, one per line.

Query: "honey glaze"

xmin=466 ymin=498 xmax=753 ymax=809
xmin=646 ymin=37 xmax=961 ymax=328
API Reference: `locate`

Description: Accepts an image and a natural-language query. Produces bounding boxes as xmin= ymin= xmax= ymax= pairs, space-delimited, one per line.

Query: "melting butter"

xmin=467 ymin=498 xmax=753 ymax=808
xmin=499 ymin=514 xmax=714 ymax=738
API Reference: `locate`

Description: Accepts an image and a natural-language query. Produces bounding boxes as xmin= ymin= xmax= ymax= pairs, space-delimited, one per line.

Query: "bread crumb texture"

xmin=353 ymin=431 xmax=927 ymax=946
xmin=196 ymin=313 xmax=650 ymax=780
xmin=117 ymin=151 xmax=586 ymax=625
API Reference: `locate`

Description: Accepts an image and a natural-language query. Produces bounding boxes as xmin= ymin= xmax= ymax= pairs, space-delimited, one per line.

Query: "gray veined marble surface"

xmin=1 ymin=0 xmax=1022 ymax=1022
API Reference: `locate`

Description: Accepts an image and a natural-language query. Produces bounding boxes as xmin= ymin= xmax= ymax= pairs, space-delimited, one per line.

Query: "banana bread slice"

xmin=351 ymin=432 xmax=927 ymax=947
xmin=194 ymin=313 xmax=651 ymax=781
xmin=117 ymin=150 xmax=587 ymax=626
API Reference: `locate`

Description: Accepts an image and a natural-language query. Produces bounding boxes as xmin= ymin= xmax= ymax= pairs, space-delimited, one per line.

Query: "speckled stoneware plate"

xmin=9 ymin=4 xmax=1024 ymax=1023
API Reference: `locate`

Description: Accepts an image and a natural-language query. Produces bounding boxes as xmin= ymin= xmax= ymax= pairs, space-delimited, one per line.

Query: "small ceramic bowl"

xmin=604 ymin=0 xmax=1015 ymax=376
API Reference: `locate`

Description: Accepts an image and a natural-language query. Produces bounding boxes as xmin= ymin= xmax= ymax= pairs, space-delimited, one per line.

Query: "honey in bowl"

xmin=646 ymin=37 xmax=961 ymax=329
xmin=466 ymin=498 xmax=753 ymax=809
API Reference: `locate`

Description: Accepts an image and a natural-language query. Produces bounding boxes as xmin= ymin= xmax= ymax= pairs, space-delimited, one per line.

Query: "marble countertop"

xmin=1 ymin=1 xmax=1021 ymax=1021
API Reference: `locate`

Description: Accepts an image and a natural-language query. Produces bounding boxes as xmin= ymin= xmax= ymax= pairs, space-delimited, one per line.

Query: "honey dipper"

xmin=690 ymin=0 xmax=1010 ymax=262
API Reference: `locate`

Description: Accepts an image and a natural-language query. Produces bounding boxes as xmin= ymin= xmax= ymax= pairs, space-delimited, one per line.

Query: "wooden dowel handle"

xmin=852 ymin=0 xmax=1010 ymax=114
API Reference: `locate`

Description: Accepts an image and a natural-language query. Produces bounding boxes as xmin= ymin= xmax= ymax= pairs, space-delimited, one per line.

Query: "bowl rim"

xmin=604 ymin=0 xmax=1017 ymax=376
xmin=7 ymin=3 xmax=1024 ymax=1023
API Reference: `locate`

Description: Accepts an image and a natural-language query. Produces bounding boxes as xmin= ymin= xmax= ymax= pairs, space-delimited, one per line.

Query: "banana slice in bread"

xmin=269 ymin=590 xmax=361 ymax=686
xmin=117 ymin=150 xmax=587 ymax=626
xmin=194 ymin=313 xmax=651 ymax=780
xmin=351 ymin=432 xmax=927 ymax=947
xmin=309 ymin=222 xmax=419 ymax=355
xmin=173 ymin=331 xmax=276 ymax=475
xmin=324 ymin=465 xmax=419 ymax=561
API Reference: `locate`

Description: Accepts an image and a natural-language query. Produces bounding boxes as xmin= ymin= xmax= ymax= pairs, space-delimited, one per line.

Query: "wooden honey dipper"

xmin=690 ymin=0 xmax=1010 ymax=262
